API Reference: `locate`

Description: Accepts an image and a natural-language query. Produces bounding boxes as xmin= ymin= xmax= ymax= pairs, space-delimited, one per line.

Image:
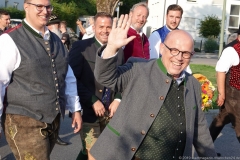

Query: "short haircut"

xmin=24 ymin=0 xmax=31 ymax=3
xmin=0 ymin=10 xmax=9 ymax=18
xmin=166 ymin=4 xmax=183 ymax=16
xmin=130 ymin=2 xmax=149 ymax=17
xmin=94 ymin=12 xmax=112 ymax=23
xmin=60 ymin=21 xmax=67 ymax=28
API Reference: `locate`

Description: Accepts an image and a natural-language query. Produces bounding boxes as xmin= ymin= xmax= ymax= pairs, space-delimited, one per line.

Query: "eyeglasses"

xmin=163 ymin=43 xmax=193 ymax=59
xmin=26 ymin=2 xmax=53 ymax=12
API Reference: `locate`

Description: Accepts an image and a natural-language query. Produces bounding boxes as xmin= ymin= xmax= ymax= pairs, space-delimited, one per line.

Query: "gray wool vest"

xmin=5 ymin=21 xmax=68 ymax=123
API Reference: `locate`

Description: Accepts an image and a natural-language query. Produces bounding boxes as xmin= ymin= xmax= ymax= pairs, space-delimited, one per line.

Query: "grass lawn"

xmin=190 ymin=64 xmax=218 ymax=109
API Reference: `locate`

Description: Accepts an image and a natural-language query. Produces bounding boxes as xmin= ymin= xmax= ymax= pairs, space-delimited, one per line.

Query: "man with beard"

xmin=123 ymin=2 xmax=150 ymax=62
xmin=149 ymin=4 xmax=182 ymax=59
xmin=0 ymin=0 xmax=82 ymax=159
xmin=46 ymin=14 xmax=62 ymax=38
xmin=0 ymin=10 xmax=10 ymax=35
xmin=69 ymin=12 xmax=124 ymax=160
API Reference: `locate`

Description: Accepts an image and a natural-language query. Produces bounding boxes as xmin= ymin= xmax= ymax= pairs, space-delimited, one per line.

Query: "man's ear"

xmin=129 ymin=12 xmax=132 ymax=17
xmin=92 ymin=25 xmax=95 ymax=33
xmin=24 ymin=3 xmax=29 ymax=13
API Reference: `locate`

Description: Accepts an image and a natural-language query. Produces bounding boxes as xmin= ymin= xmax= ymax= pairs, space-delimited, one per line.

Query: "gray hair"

xmin=130 ymin=2 xmax=149 ymax=17
xmin=227 ymin=33 xmax=238 ymax=44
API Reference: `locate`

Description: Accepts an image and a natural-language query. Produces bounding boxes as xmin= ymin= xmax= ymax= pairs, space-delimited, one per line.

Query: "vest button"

xmin=52 ymin=64 xmax=55 ymax=67
xmin=99 ymin=89 xmax=102 ymax=93
xmin=150 ymin=113 xmax=155 ymax=117
xmin=56 ymin=83 xmax=58 ymax=86
xmin=159 ymin=96 xmax=164 ymax=100
xmin=56 ymin=108 xmax=59 ymax=110
xmin=141 ymin=130 xmax=146 ymax=135
xmin=131 ymin=147 xmax=136 ymax=151
xmin=46 ymin=48 xmax=50 ymax=51
xmin=56 ymin=102 xmax=59 ymax=105
xmin=45 ymin=42 xmax=49 ymax=45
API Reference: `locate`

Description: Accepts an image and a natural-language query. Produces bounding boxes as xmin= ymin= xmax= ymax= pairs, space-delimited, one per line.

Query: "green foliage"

xmin=199 ymin=15 xmax=221 ymax=38
xmin=203 ymin=38 xmax=219 ymax=53
xmin=51 ymin=0 xmax=96 ymax=29
xmin=194 ymin=48 xmax=201 ymax=52
xmin=0 ymin=7 xmax=25 ymax=19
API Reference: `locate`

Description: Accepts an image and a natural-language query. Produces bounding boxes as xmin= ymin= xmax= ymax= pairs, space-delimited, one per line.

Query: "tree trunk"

xmin=96 ymin=0 xmax=119 ymax=16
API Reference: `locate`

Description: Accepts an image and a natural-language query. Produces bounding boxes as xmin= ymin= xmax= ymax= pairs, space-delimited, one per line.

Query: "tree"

xmin=96 ymin=0 xmax=142 ymax=16
xmin=96 ymin=0 xmax=119 ymax=16
xmin=51 ymin=0 xmax=96 ymax=29
xmin=199 ymin=15 xmax=221 ymax=38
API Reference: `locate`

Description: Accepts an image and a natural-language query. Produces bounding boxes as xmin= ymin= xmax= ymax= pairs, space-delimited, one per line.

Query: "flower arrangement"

xmin=193 ymin=74 xmax=215 ymax=111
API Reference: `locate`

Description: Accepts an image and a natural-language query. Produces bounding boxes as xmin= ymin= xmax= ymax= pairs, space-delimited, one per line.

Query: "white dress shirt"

xmin=0 ymin=19 xmax=81 ymax=120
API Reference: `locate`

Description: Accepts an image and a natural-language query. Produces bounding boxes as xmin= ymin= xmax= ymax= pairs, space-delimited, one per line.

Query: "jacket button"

xmin=141 ymin=130 xmax=146 ymax=135
xmin=99 ymin=89 xmax=102 ymax=93
xmin=150 ymin=114 xmax=155 ymax=117
xmin=159 ymin=96 xmax=164 ymax=100
xmin=45 ymin=42 xmax=49 ymax=45
xmin=131 ymin=147 xmax=136 ymax=151
xmin=56 ymin=108 xmax=59 ymax=110
xmin=166 ymin=79 xmax=169 ymax=83
xmin=46 ymin=48 xmax=50 ymax=51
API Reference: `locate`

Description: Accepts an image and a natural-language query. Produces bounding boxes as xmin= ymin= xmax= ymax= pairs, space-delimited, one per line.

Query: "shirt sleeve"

xmin=65 ymin=65 xmax=82 ymax=113
xmin=216 ymin=47 xmax=239 ymax=73
xmin=149 ymin=32 xmax=161 ymax=59
xmin=85 ymin=25 xmax=94 ymax=35
xmin=0 ymin=33 xmax=21 ymax=118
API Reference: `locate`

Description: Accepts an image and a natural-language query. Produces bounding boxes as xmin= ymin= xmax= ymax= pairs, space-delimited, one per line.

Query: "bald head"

xmin=165 ymin=30 xmax=194 ymax=52
xmin=160 ymin=30 xmax=194 ymax=79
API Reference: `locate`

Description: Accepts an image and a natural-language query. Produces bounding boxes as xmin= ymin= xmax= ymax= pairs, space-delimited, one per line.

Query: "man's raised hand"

xmin=103 ymin=14 xmax=136 ymax=59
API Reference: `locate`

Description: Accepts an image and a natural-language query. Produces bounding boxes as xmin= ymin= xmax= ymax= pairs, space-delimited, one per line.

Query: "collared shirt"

xmin=0 ymin=19 xmax=81 ymax=118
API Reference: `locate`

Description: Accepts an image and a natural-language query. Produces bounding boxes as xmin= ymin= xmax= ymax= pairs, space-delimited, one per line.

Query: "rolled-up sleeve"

xmin=216 ymin=47 xmax=239 ymax=73
xmin=65 ymin=65 xmax=81 ymax=113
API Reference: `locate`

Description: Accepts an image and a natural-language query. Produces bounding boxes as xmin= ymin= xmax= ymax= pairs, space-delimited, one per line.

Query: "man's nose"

xmin=175 ymin=52 xmax=183 ymax=60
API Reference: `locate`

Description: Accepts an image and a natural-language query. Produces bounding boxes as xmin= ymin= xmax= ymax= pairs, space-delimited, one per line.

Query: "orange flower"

xmin=193 ymin=74 xmax=215 ymax=112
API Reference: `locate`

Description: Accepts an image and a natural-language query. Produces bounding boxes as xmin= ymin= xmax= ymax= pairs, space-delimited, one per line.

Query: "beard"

xmin=51 ymin=26 xmax=62 ymax=39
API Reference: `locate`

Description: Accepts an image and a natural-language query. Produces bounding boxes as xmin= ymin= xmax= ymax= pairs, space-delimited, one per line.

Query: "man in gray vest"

xmin=90 ymin=15 xmax=216 ymax=159
xmin=0 ymin=0 xmax=82 ymax=159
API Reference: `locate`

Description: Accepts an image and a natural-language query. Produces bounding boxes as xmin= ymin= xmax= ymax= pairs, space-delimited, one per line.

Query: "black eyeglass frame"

xmin=26 ymin=2 xmax=53 ymax=12
xmin=163 ymin=43 xmax=194 ymax=59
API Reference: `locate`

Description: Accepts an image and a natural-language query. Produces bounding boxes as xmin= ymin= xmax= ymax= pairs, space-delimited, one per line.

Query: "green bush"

xmin=0 ymin=7 xmax=25 ymax=19
xmin=194 ymin=48 xmax=201 ymax=52
xmin=203 ymin=38 xmax=219 ymax=53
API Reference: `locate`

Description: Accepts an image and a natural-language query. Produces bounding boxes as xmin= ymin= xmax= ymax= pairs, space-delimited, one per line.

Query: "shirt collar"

xmin=24 ymin=18 xmax=50 ymax=40
xmin=130 ymin=26 xmax=143 ymax=36
xmin=174 ymin=71 xmax=186 ymax=85
xmin=156 ymin=58 xmax=186 ymax=85
xmin=95 ymin=37 xmax=104 ymax=46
